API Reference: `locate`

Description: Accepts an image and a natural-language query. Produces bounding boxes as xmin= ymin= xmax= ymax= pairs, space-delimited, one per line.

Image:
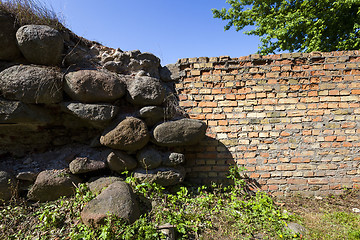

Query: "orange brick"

xmin=307 ymin=110 xmax=324 ymax=116
xmin=198 ymin=102 xmax=217 ymax=107
xmin=225 ymin=94 xmax=236 ymax=100
xmin=324 ymin=136 xmax=336 ymax=141
xmin=276 ymin=165 xmax=296 ymax=171
xmin=218 ymin=120 xmax=228 ymax=126
xmin=180 ymin=101 xmax=197 ymax=107
xmin=244 ymin=152 xmax=257 ymax=158
xmin=287 ymin=179 xmax=307 ymax=185
xmin=261 ymin=173 xmax=271 ymax=178
xmin=280 ymin=131 xmax=291 ymax=137
xmin=308 ymin=178 xmax=328 ymax=185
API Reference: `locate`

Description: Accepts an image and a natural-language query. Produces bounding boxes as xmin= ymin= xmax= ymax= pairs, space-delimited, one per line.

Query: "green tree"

xmin=212 ymin=0 xmax=360 ymax=54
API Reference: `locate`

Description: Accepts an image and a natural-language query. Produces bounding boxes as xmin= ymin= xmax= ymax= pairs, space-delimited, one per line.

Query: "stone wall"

xmin=176 ymin=51 xmax=360 ymax=196
xmin=0 ymin=13 xmax=207 ymax=205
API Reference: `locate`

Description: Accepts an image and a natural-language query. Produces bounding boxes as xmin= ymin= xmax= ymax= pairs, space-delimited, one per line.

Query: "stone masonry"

xmin=176 ymin=51 xmax=360 ymax=197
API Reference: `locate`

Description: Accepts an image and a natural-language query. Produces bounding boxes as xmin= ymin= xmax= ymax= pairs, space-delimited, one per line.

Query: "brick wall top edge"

xmin=176 ymin=50 xmax=360 ymax=65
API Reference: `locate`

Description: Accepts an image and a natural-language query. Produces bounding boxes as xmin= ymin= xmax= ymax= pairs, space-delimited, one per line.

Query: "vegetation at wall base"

xmin=1 ymin=166 xmax=359 ymax=239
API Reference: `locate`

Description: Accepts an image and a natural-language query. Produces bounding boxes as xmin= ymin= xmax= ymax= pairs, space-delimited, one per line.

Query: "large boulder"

xmin=133 ymin=167 xmax=186 ymax=186
xmin=0 ymin=171 xmax=16 ymax=202
xmin=61 ymin=102 xmax=119 ymax=128
xmin=0 ymin=11 xmax=21 ymax=61
xmin=0 ymin=99 xmax=54 ymax=124
xmin=127 ymin=76 xmax=165 ymax=106
xmin=16 ymin=25 xmax=64 ymax=65
xmin=64 ymin=70 xmax=126 ymax=103
xmin=152 ymin=119 xmax=207 ymax=147
xmin=27 ymin=169 xmax=81 ymax=202
xmin=80 ymin=181 xmax=140 ymax=226
xmin=100 ymin=117 xmax=149 ymax=152
xmin=0 ymin=65 xmax=63 ymax=104
xmin=69 ymin=157 xmax=106 ymax=175
xmin=87 ymin=176 xmax=123 ymax=195
xmin=136 ymin=147 xmax=162 ymax=170
xmin=107 ymin=151 xmax=137 ymax=173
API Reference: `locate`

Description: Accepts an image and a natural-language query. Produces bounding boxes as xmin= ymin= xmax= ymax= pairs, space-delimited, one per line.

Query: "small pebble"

xmin=352 ymin=208 xmax=360 ymax=213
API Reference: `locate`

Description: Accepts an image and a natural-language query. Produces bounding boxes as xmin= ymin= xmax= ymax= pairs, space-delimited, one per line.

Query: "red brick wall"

xmin=175 ymin=51 xmax=360 ymax=196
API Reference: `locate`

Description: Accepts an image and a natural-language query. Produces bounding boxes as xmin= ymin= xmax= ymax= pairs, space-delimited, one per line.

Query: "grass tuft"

xmin=0 ymin=0 xmax=65 ymax=30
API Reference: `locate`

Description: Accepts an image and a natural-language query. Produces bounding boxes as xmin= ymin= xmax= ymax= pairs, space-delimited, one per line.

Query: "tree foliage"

xmin=212 ymin=0 xmax=360 ymax=54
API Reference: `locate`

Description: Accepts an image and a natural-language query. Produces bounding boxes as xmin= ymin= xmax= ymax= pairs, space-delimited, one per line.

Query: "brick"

xmin=318 ymin=164 xmax=338 ymax=170
xmin=287 ymin=178 xmax=307 ymax=185
xmin=278 ymin=98 xmax=299 ymax=104
xmin=198 ymin=101 xmax=217 ymax=107
xmin=308 ymin=178 xmax=328 ymax=185
xmin=276 ymin=165 xmax=296 ymax=171
xmin=218 ymin=101 xmax=238 ymax=107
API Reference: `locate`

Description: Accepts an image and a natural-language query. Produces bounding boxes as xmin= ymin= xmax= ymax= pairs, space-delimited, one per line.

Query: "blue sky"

xmin=46 ymin=0 xmax=260 ymax=66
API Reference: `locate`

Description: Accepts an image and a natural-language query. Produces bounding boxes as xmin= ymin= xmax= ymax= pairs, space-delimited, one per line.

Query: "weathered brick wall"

xmin=175 ymin=51 xmax=360 ymax=196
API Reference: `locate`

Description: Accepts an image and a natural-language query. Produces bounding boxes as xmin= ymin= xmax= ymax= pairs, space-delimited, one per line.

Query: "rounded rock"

xmin=136 ymin=147 xmax=162 ymax=170
xmin=80 ymin=181 xmax=140 ymax=226
xmin=152 ymin=119 xmax=207 ymax=147
xmin=100 ymin=117 xmax=149 ymax=151
xmin=107 ymin=151 xmax=137 ymax=173
xmin=133 ymin=167 xmax=186 ymax=186
xmin=16 ymin=25 xmax=64 ymax=65
xmin=127 ymin=76 xmax=165 ymax=106
xmin=0 ymin=65 xmax=63 ymax=103
xmin=27 ymin=169 xmax=81 ymax=202
xmin=64 ymin=70 xmax=126 ymax=103
xmin=87 ymin=176 xmax=123 ymax=195
xmin=69 ymin=157 xmax=106 ymax=174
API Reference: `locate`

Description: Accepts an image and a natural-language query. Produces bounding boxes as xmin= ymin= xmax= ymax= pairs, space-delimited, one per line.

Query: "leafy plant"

xmin=213 ymin=0 xmax=360 ymax=54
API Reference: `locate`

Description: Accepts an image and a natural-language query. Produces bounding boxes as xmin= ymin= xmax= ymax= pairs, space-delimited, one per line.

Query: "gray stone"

xmin=285 ymin=222 xmax=307 ymax=235
xmin=162 ymin=152 xmax=185 ymax=167
xmin=81 ymin=181 xmax=140 ymax=226
xmin=107 ymin=151 xmax=137 ymax=173
xmin=160 ymin=64 xmax=184 ymax=82
xmin=100 ymin=117 xmax=149 ymax=151
xmin=127 ymin=76 xmax=165 ymax=106
xmin=152 ymin=119 xmax=207 ymax=147
xmin=139 ymin=106 xmax=165 ymax=126
xmin=157 ymin=223 xmax=176 ymax=240
xmin=63 ymin=45 xmax=96 ymax=67
xmin=0 ymin=11 xmax=21 ymax=61
xmin=69 ymin=157 xmax=106 ymax=174
xmin=16 ymin=25 xmax=64 ymax=65
xmin=62 ymin=102 xmax=119 ymax=128
xmin=134 ymin=52 xmax=161 ymax=78
xmin=103 ymin=61 xmax=122 ymax=73
xmin=64 ymin=70 xmax=126 ymax=103
xmin=133 ymin=167 xmax=186 ymax=186
xmin=0 ymin=99 xmax=54 ymax=124
xmin=27 ymin=169 xmax=81 ymax=202
xmin=16 ymin=171 xmax=38 ymax=182
xmin=87 ymin=176 xmax=123 ymax=195
xmin=0 ymin=65 xmax=63 ymax=104
xmin=0 ymin=171 xmax=16 ymax=202
xmin=136 ymin=147 xmax=162 ymax=170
